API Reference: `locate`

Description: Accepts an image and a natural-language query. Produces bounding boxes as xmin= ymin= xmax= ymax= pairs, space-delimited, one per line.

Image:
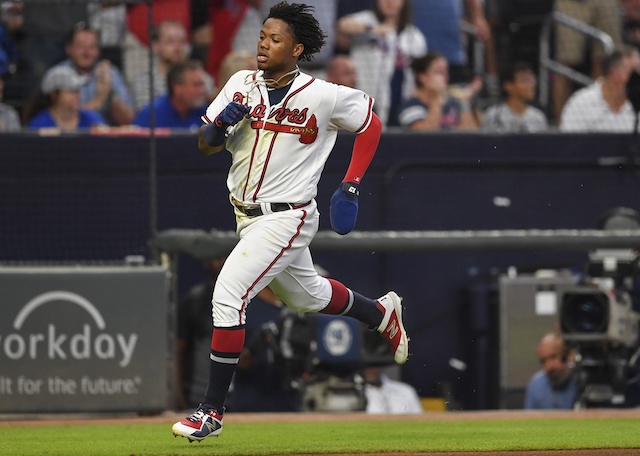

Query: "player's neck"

xmin=263 ymin=65 xmax=300 ymax=88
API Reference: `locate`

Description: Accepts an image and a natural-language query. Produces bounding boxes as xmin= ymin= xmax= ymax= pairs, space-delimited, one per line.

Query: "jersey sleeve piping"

xmin=355 ymin=96 xmax=374 ymax=134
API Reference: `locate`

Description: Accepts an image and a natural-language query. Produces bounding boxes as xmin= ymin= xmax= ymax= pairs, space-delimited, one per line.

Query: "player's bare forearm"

xmin=198 ymin=125 xmax=225 ymax=155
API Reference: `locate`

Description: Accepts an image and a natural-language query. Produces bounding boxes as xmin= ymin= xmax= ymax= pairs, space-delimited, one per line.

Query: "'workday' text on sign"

xmin=0 ymin=267 xmax=168 ymax=413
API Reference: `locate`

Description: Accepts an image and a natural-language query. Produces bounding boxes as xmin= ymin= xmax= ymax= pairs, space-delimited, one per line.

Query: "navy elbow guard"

xmin=330 ymin=182 xmax=360 ymax=235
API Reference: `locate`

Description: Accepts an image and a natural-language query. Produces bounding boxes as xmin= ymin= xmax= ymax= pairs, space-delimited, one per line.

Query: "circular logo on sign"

xmin=322 ymin=319 xmax=352 ymax=356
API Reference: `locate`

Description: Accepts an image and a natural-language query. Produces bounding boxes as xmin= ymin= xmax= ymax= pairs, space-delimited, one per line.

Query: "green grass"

xmin=1 ymin=418 xmax=639 ymax=455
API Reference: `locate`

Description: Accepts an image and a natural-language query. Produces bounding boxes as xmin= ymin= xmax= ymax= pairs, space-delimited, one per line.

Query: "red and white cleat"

xmin=172 ymin=405 xmax=223 ymax=442
xmin=377 ymin=291 xmax=409 ymax=364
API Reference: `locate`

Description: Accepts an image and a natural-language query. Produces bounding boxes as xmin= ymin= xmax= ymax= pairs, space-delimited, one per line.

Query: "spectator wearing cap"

xmin=23 ymin=65 xmax=106 ymax=130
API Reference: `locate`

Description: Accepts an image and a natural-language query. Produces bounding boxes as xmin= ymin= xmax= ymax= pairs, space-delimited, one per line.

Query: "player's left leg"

xmin=174 ymin=206 xmax=321 ymax=441
xmin=269 ymin=249 xmax=409 ymax=364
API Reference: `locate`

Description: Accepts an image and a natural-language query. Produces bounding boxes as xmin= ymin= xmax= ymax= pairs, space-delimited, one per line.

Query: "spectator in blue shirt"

xmin=132 ymin=60 xmax=209 ymax=130
xmin=524 ymin=332 xmax=577 ymax=410
xmin=24 ymin=65 xmax=106 ymax=130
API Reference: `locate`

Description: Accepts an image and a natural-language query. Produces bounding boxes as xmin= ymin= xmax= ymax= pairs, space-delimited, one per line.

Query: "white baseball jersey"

xmin=203 ymin=69 xmax=375 ymax=204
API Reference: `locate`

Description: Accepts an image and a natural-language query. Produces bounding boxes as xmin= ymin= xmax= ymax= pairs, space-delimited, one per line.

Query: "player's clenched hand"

xmin=214 ymin=102 xmax=249 ymax=128
xmin=202 ymin=102 xmax=249 ymax=148
xmin=330 ymin=182 xmax=360 ymax=235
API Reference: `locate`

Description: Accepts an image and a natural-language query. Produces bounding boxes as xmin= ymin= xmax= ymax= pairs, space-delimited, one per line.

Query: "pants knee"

xmin=271 ymin=276 xmax=331 ymax=313
xmin=212 ymin=285 xmax=246 ymax=327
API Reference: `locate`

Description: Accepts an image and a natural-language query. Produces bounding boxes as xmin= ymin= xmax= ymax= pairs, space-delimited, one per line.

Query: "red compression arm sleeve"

xmin=343 ymin=112 xmax=382 ymax=184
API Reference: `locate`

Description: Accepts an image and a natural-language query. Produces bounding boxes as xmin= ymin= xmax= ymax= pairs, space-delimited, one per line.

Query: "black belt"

xmin=234 ymin=200 xmax=311 ymax=217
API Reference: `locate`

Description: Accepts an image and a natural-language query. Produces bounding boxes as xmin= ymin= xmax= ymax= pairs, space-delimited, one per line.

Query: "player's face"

xmin=257 ymin=18 xmax=303 ymax=78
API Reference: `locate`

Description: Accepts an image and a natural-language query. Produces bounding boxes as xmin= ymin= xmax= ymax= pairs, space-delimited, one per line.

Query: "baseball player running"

xmin=173 ymin=1 xmax=408 ymax=442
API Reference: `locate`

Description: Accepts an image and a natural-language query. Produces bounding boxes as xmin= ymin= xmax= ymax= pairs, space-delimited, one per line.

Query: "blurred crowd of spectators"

xmin=2 ymin=0 xmax=640 ymax=135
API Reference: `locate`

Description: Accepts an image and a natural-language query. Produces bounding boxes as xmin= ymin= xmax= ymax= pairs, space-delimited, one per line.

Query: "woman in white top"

xmin=338 ymin=0 xmax=427 ymax=127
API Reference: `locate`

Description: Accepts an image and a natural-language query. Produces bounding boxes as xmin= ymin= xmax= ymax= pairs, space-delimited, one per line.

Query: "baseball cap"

xmin=41 ymin=66 xmax=87 ymax=94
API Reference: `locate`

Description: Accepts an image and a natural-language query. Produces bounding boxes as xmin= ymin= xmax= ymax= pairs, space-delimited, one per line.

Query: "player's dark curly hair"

xmin=266 ymin=2 xmax=327 ymax=62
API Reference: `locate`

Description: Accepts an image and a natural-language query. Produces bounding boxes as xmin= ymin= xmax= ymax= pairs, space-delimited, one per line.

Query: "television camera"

xmin=559 ymin=248 xmax=640 ymax=408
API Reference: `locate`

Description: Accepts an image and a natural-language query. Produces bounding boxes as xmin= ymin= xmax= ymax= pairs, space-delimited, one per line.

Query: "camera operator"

xmin=524 ymin=332 xmax=577 ymax=410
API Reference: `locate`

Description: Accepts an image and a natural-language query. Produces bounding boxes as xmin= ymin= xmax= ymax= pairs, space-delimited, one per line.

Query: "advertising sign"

xmin=0 ymin=266 xmax=169 ymax=413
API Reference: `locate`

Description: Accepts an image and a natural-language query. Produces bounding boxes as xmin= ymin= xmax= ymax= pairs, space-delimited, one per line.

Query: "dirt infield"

xmin=2 ymin=409 xmax=639 ymax=455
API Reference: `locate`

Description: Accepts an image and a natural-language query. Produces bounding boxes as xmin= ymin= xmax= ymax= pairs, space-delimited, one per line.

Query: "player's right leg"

xmin=269 ymin=250 xmax=409 ymax=364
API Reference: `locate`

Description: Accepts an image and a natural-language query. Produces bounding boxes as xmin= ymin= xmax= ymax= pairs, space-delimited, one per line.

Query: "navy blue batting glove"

xmin=330 ymin=182 xmax=360 ymax=235
xmin=214 ymin=102 xmax=249 ymax=128
xmin=203 ymin=102 xmax=249 ymax=146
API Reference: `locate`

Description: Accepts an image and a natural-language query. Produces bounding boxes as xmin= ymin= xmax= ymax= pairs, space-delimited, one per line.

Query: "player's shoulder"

xmin=317 ymin=77 xmax=368 ymax=98
xmin=296 ymin=74 xmax=342 ymax=97
xmin=308 ymin=75 xmax=337 ymax=91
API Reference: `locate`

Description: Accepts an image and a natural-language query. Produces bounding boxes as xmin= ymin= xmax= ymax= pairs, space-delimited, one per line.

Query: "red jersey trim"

xmin=355 ymin=96 xmax=374 ymax=134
